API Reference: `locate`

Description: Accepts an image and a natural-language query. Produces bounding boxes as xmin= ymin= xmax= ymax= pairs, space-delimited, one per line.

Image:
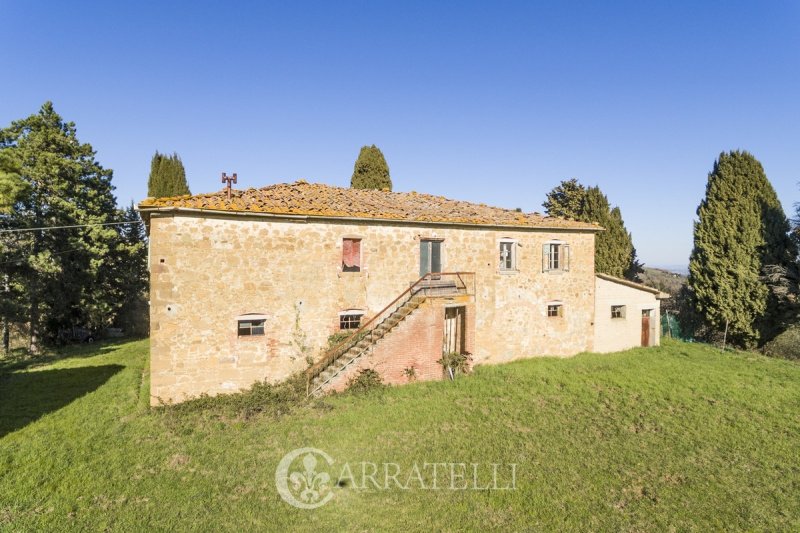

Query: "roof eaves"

xmin=136 ymin=205 xmax=604 ymax=232
xmin=596 ymin=273 xmax=670 ymax=298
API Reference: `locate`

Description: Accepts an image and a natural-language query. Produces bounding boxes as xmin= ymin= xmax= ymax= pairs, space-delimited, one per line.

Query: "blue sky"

xmin=2 ymin=1 xmax=798 ymax=268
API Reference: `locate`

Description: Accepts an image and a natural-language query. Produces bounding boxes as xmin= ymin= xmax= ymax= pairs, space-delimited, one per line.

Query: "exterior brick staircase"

xmin=305 ymin=273 xmax=474 ymax=396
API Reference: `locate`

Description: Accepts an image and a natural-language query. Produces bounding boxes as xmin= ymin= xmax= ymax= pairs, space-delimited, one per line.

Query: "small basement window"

xmin=611 ymin=305 xmax=626 ymax=319
xmin=547 ymin=304 xmax=563 ymax=318
xmin=238 ymin=318 xmax=266 ymax=336
xmin=339 ymin=311 xmax=364 ymax=330
xmin=342 ymin=238 xmax=362 ymax=272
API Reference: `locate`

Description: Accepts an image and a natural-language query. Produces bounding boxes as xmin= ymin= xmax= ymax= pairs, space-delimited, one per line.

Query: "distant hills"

xmin=640 ymin=267 xmax=687 ymax=298
xmin=649 ymin=264 xmax=689 ymax=276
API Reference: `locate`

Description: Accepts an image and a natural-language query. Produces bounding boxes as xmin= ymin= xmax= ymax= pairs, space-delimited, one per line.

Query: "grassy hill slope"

xmin=0 ymin=340 xmax=798 ymax=531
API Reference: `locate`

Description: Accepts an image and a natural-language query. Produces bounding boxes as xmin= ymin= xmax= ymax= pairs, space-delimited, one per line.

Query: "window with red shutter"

xmin=342 ymin=238 xmax=361 ymax=272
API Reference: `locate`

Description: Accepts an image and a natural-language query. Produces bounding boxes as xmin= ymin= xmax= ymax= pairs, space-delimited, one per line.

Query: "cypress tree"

xmin=794 ymin=193 xmax=800 ymax=251
xmin=688 ymin=150 xmax=796 ymax=348
xmin=147 ymin=151 xmax=190 ymax=198
xmin=543 ymin=179 xmax=642 ymax=280
xmin=350 ymin=145 xmax=392 ymax=191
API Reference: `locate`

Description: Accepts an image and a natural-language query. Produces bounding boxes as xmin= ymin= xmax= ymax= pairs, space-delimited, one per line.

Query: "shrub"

xmin=346 ymin=368 xmax=384 ymax=394
xmin=158 ymin=372 xmax=307 ymax=419
xmin=762 ymin=326 xmax=800 ymax=360
xmin=437 ymin=351 xmax=472 ymax=379
xmin=326 ymin=331 xmax=352 ymax=348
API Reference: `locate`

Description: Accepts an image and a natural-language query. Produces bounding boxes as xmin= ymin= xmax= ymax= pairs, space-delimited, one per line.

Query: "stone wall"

xmin=593 ymin=276 xmax=662 ymax=353
xmin=148 ymin=212 xmax=597 ymax=404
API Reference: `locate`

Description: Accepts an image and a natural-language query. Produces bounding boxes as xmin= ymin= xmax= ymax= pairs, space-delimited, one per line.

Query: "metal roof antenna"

xmin=222 ymin=172 xmax=238 ymax=200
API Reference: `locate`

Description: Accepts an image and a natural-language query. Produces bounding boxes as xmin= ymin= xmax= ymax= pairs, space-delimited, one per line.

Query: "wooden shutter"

xmin=542 ymin=244 xmax=549 ymax=272
xmin=420 ymin=241 xmax=430 ymax=276
xmin=563 ymin=244 xmax=570 ymax=272
xmin=431 ymin=241 xmax=441 ymax=273
xmin=351 ymin=239 xmax=361 ymax=269
xmin=342 ymin=239 xmax=361 ymax=270
xmin=342 ymin=239 xmax=352 ymax=267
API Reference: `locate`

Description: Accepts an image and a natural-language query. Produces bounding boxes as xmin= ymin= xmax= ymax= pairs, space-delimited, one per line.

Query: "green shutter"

xmin=431 ymin=241 xmax=441 ymax=273
xmin=420 ymin=241 xmax=429 ymax=276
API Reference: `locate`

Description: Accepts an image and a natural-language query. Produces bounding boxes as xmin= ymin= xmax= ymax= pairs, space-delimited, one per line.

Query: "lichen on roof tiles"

xmin=138 ymin=180 xmax=601 ymax=230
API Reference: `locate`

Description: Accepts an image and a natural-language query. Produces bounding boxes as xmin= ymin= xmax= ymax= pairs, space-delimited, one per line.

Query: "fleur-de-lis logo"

xmin=276 ymin=447 xmax=335 ymax=509
xmin=289 ymin=453 xmax=331 ymax=503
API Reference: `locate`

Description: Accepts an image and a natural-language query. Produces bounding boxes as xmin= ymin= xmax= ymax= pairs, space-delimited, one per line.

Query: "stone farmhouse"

xmin=138 ymin=181 xmax=667 ymax=404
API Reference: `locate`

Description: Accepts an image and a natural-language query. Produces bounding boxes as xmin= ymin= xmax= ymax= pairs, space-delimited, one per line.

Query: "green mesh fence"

xmin=661 ymin=312 xmax=693 ymax=342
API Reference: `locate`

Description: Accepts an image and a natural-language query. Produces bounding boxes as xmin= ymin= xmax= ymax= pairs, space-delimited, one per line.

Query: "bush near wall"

xmin=762 ymin=325 xmax=800 ymax=360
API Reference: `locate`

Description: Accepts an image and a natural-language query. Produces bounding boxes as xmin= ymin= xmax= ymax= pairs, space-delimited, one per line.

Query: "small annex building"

xmin=138 ymin=181 xmax=666 ymax=404
xmin=594 ymin=273 xmax=669 ymax=353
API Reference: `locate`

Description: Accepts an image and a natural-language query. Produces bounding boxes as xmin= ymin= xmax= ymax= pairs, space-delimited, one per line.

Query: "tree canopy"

xmin=0 ymin=102 xmax=147 ymax=352
xmin=793 ymin=191 xmax=800 ymax=252
xmin=350 ymin=145 xmax=392 ymax=191
xmin=147 ymin=151 xmax=190 ymax=198
xmin=543 ymin=178 xmax=642 ymax=280
xmin=0 ymin=151 xmax=27 ymax=214
xmin=687 ymin=150 xmax=797 ymax=348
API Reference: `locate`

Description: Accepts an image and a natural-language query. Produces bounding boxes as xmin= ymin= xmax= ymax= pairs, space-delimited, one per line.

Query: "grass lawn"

xmin=0 ymin=339 xmax=798 ymax=531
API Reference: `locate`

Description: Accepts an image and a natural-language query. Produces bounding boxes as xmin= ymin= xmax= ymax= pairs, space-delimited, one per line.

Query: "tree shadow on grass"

xmin=0 ymin=337 xmax=143 ymax=373
xmin=0 ymin=364 xmax=123 ymax=439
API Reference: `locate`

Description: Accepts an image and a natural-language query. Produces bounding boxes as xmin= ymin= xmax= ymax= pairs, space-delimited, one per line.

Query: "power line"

xmin=0 ymin=220 xmax=142 ymax=235
xmin=0 ymin=247 xmax=86 ymax=266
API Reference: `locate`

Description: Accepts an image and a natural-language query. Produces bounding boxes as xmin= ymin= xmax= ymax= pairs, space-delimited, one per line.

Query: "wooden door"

xmin=641 ymin=314 xmax=650 ymax=347
xmin=443 ymin=307 xmax=465 ymax=355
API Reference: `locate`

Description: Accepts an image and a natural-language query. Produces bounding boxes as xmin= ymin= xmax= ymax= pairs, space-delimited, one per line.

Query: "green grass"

xmin=1 ymin=339 xmax=799 ymax=531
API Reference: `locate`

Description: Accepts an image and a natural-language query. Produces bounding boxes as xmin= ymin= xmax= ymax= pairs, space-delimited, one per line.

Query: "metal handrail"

xmin=305 ymin=272 xmax=474 ymax=393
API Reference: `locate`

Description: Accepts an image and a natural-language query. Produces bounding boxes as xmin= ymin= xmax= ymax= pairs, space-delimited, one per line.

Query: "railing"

xmin=306 ymin=272 xmax=475 ymax=393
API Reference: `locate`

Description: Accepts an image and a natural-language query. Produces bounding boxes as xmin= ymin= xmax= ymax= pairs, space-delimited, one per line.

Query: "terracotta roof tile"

xmin=138 ymin=181 xmax=601 ymax=230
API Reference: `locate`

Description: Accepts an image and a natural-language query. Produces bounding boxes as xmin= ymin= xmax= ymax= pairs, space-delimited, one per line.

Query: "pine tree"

xmin=350 ymin=145 xmax=392 ymax=190
xmin=0 ymin=150 xmax=27 ymax=214
xmin=543 ymin=179 xmax=642 ymax=280
xmin=0 ymin=102 xmax=121 ymax=352
xmin=147 ymin=151 xmax=190 ymax=198
xmin=109 ymin=203 xmax=149 ymax=336
xmin=542 ymin=178 xmax=585 ymax=219
xmin=687 ymin=150 xmax=797 ymax=348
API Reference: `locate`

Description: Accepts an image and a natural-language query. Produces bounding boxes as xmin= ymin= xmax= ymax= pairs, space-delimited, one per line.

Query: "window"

xmin=547 ymin=304 xmax=563 ymax=318
xmin=339 ymin=311 xmax=364 ymax=330
xmin=238 ymin=319 xmax=265 ymax=336
xmin=342 ymin=238 xmax=361 ymax=272
xmin=542 ymin=242 xmax=570 ymax=272
xmin=499 ymin=240 xmax=517 ymax=271
xmin=611 ymin=305 xmax=626 ymax=319
xmin=420 ymin=239 xmax=443 ymax=276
